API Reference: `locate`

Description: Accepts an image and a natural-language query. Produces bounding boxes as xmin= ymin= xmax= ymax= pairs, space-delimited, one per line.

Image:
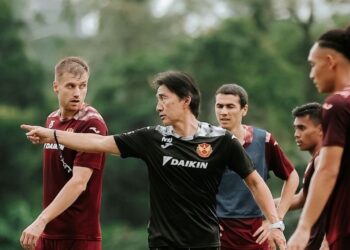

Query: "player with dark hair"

xmin=215 ymin=83 xmax=299 ymax=250
xmin=20 ymin=57 xmax=108 ymax=250
xmin=288 ymin=26 xmax=350 ymax=250
xmin=21 ymin=70 xmax=286 ymax=250
xmin=277 ymin=102 xmax=328 ymax=249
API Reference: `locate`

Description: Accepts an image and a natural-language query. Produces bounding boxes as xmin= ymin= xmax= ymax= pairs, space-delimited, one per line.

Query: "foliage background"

xmin=0 ymin=0 xmax=349 ymax=249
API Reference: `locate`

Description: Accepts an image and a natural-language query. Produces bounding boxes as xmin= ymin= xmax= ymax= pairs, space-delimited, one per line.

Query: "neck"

xmin=172 ymin=114 xmax=199 ymax=138
xmin=230 ymin=124 xmax=245 ymax=144
xmin=59 ymin=109 xmax=77 ymax=120
xmin=333 ymin=66 xmax=350 ymax=92
xmin=310 ymin=142 xmax=322 ymax=156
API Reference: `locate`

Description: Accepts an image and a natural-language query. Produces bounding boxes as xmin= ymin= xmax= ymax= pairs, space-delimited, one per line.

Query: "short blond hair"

xmin=55 ymin=56 xmax=89 ymax=81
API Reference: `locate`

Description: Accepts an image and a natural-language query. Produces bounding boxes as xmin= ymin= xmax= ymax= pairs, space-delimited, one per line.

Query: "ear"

xmin=242 ymin=104 xmax=248 ymax=117
xmin=53 ymin=81 xmax=59 ymax=94
xmin=326 ymin=54 xmax=337 ymax=70
xmin=317 ymin=124 xmax=323 ymax=137
xmin=183 ymin=96 xmax=192 ymax=107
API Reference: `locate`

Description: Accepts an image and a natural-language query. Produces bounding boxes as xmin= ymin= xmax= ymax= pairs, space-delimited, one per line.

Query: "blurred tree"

xmin=3 ymin=0 xmax=350 ymax=248
xmin=0 ymin=0 xmax=45 ymax=108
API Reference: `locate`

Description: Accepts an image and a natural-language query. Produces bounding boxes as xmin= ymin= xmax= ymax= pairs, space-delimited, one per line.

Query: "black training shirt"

xmin=114 ymin=122 xmax=254 ymax=248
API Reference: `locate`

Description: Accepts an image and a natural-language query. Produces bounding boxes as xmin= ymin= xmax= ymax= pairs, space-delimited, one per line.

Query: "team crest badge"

xmin=48 ymin=120 xmax=55 ymax=129
xmin=196 ymin=143 xmax=212 ymax=158
xmin=66 ymin=128 xmax=74 ymax=132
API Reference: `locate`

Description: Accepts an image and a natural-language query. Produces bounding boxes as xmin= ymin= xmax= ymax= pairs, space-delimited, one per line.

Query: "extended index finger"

xmin=20 ymin=124 xmax=36 ymax=132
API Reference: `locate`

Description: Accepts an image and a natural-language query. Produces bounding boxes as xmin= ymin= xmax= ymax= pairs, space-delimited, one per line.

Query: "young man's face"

xmin=53 ymin=72 xmax=88 ymax=115
xmin=215 ymin=94 xmax=247 ymax=131
xmin=308 ymin=43 xmax=336 ymax=93
xmin=293 ymin=115 xmax=322 ymax=152
xmin=156 ymin=85 xmax=189 ymax=126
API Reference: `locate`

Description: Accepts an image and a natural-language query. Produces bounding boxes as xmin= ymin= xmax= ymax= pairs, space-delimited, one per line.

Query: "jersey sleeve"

xmin=265 ymin=134 xmax=294 ymax=180
xmin=226 ymin=135 xmax=255 ymax=178
xmin=113 ymin=127 xmax=151 ymax=159
xmin=74 ymin=118 xmax=108 ymax=170
xmin=322 ymin=95 xmax=350 ymax=147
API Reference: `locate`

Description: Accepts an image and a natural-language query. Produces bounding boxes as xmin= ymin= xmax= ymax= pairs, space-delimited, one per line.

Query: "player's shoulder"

xmin=197 ymin=122 xmax=227 ymax=137
xmin=327 ymin=87 xmax=350 ymax=106
xmin=47 ymin=109 xmax=60 ymax=118
xmin=75 ymin=104 xmax=105 ymax=123
xmin=248 ymin=125 xmax=271 ymax=143
xmin=154 ymin=122 xmax=227 ymax=138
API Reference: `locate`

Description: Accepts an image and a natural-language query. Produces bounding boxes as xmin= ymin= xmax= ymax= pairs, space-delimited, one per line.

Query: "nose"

xmin=156 ymin=100 xmax=163 ymax=112
xmin=294 ymin=130 xmax=300 ymax=139
xmin=309 ymin=69 xmax=314 ymax=81
xmin=73 ymin=86 xmax=80 ymax=97
xmin=220 ymin=107 xmax=228 ymax=115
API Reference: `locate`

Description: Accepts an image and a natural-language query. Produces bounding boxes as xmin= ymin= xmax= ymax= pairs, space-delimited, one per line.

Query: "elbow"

xmin=72 ymin=177 xmax=88 ymax=193
xmin=288 ymin=169 xmax=300 ymax=190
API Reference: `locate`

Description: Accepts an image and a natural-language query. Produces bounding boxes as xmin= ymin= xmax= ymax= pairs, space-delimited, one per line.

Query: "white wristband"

xmin=269 ymin=221 xmax=285 ymax=231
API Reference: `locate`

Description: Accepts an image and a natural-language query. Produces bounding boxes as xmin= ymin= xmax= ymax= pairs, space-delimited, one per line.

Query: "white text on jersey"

xmin=162 ymin=156 xmax=208 ymax=169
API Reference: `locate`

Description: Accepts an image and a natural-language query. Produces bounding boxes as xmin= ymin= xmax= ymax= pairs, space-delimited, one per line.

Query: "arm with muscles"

xmin=20 ymin=166 xmax=93 ymax=249
xmin=244 ymin=171 xmax=286 ymax=250
xmin=261 ymin=170 xmax=299 ymax=250
xmin=275 ymin=169 xmax=299 ymax=219
xmin=21 ymin=124 xmax=119 ymax=155
xmin=275 ymin=188 xmax=306 ymax=211
xmin=287 ymin=146 xmax=342 ymax=250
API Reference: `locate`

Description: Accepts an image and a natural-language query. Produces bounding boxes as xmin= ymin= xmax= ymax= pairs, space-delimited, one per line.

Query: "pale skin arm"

xmin=21 ymin=124 xmax=119 ymax=155
xmin=244 ymin=171 xmax=286 ymax=250
xmin=275 ymin=169 xmax=299 ymax=219
xmin=20 ymin=166 xmax=93 ymax=250
xmin=288 ymin=146 xmax=342 ymax=250
xmin=259 ymin=169 xmax=299 ymax=250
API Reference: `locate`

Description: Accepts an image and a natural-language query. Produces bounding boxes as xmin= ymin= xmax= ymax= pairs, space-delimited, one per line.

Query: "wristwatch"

xmin=269 ymin=221 xmax=285 ymax=231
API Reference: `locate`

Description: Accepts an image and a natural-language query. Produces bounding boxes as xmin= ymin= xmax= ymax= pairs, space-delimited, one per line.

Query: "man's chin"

xmin=219 ymin=124 xmax=230 ymax=130
xmin=160 ymin=119 xmax=170 ymax=126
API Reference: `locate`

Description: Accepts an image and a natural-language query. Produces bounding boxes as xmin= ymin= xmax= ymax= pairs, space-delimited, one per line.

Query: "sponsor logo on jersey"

xmin=323 ymin=103 xmax=333 ymax=110
xmin=66 ymin=128 xmax=74 ymax=132
xmin=48 ymin=120 xmax=55 ymax=128
xmin=89 ymin=127 xmax=100 ymax=134
xmin=162 ymin=156 xmax=208 ymax=169
xmin=44 ymin=143 xmax=64 ymax=150
xmin=161 ymin=136 xmax=173 ymax=149
xmin=196 ymin=143 xmax=212 ymax=158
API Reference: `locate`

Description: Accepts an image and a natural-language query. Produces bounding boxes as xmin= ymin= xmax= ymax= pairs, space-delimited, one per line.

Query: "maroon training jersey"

xmin=42 ymin=104 xmax=107 ymax=240
xmin=321 ymin=87 xmax=350 ymax=246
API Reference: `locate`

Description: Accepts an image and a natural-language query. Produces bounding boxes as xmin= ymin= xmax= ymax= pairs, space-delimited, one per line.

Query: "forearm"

xmin=297 ymin=168 xmax=336 ymax=229
xmin=297 ymin=147 xmax=341 ymax=230
xmin=276 ymin=170 xmax=299 ymax=219
xmin=246 ymin=172 xmax=280 ymax=223
xmin=37 ymin=177 xmax=87 ymax=224
xmin=55 ymin=130 xmax=108 ymax=153
xmin=288 ymin=190 xmax=306 ymax=210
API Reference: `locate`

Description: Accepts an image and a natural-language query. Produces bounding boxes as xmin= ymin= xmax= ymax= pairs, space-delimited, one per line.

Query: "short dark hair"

xmin=152 ymin=71 xmax=201 ymax=117
xmin=292 ymin=102 xmax=322 ymax=125
xmin=317 ymin=26 xmax=350 ymax=61
xmin=215 ymin=83 xmax=248 ymax=108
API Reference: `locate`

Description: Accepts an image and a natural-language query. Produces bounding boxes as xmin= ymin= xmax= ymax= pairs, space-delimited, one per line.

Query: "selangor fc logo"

xmin=196 ymin=143 xmax=213 ymax=158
